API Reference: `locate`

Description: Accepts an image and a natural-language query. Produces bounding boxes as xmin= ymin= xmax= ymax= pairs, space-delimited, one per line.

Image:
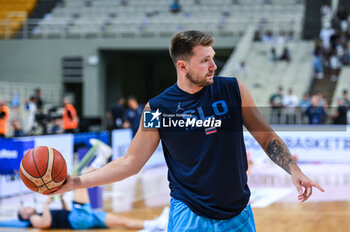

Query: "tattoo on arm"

xmin=266 ymin=139 xmax=296 ymax=174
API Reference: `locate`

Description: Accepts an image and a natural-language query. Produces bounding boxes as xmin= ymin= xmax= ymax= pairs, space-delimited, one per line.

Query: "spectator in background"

xmin=109 ymin=97 xmax=126 ymax=130
xmin=344 ymin=43 xmax=350 ymax=65
xmin=320 ymin=22 xmax=334 ymax=52
xmin=235 ymin=61 xmax=250 ymax=78
xmin=34 ymin=88 xmax=44 ymax=112
xmin=329 ymin=29 xmax=340 ymax=51
xmin=10 ymin=94 xmax=22 ymax=123
xmin=123 ymin=96 xmax=143 ymax=137
xmin=62 ymin=97 xmax=79 ymax=133
xmin=337 ymin=5 xmax=348 ymax=32
xmin=283 ymin=88 xmax=298 ymax=124
xmin=305 ymin=95 xmax=326 ymax=124
xmin=330 ymin=50 xmax=341 ymax=81
xmin=332 ymin=99 xmax=348 ymax=124
xmin=269 ymin=86 xmax=283 ymax=124
xmin=313 ymin=49 xmax=324 ymax=79
xmin=299 ymin=92 xmax=311 ymax=124
xmin=323 ymin=51 xmax=332 ymax=70
xmin=277 ymin=31 xmax=287 ymax=44
xmin=315 ymin=91 xmax=328 ymax=109
xmin=253 ymin=31 xmax=262 ymax=42
xmin=269 ymin=47 xmax=277 ymax=62
xmin=279 ymin=47 xmax=291 ymax=62
xmin=0 ymin=99 xmax=9 ymax=138
xmin=287 ymin=31 xmax=295 ymax=42
xmin=262 ymin=31 xmax=274 ymax=43
xmin=25 ymin=96 xmax=37 ymax=135
xmin=11 ymin=119 xmax=25 ymax=137
xmin=170 ymin=0 xmax=181 ymax=13
xmin=321 ymin=1 xmax=332 ymax=20
xmin=48 ymin=118 xmax=62 ymax=134
xmin=340 ymin=89 xmax=350 ymax=108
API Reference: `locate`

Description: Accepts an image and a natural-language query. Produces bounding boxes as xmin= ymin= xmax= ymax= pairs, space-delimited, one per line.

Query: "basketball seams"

xmin=51 ymin=149 xmax=66 ymax=183
xmin=40 ymin=147 xmax=56 ymax=192
xmin=52 ymin=162 xmax=66 ymax=183
xmin=32 ymin=147 xmax=50 ymax=193
xmin=19 ymin=162 xmax=40 ymax=191
xmin=40 ymin=147 xmax=66 ymax=192
xmin=32 ymin=178 xmax=63 ymax=188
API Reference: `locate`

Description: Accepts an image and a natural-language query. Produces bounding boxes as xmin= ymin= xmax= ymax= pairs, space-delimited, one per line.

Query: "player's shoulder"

xmin=149 ymin=83 xmax=178 ymax=109
xmin=153 ymin=83 xmax=179 ymax=98
xmin=213 ymin=76 xmax=240 ymax=88
xmin=214 ymin=76 xmax=238 ymax=83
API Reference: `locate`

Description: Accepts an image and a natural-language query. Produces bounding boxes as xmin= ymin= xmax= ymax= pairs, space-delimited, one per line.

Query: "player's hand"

xmin=45 ymin=175 xmax=80 ymax=196
xmin=291 ymin=169 xmax=325 ymax=203
xmin=45 ymin=197 xmax=55 ymax=205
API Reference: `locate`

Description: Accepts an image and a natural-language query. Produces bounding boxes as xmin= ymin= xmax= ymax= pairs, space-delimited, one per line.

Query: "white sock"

xmin=143 ymin=207 xmax=169 ymax=230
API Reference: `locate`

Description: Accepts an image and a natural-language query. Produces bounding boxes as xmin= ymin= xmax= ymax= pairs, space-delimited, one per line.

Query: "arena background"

xmin=0 ymin=0 xmax=350 ymax=231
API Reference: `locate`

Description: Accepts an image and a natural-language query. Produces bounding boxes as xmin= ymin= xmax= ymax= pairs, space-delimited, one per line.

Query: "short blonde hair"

xmin=169 ymin=30 xmax=214 ymax=65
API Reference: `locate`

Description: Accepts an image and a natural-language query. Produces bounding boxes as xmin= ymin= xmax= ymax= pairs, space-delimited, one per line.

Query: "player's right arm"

xmin=52 ymin=102 xmax=160 ymax=194
xmin=237 ymin=79 xmax=324 ymax=202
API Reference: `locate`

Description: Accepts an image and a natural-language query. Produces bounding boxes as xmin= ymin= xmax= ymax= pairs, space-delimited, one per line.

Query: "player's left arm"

xmin=30 ymin=198 xmax=52 ymax=229
xmin=237 ymin=79 xmax=325 ymax=202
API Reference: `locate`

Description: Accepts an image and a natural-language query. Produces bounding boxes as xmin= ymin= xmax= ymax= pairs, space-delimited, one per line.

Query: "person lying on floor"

xmin=18 ymin=139 xmax=169 ymax=231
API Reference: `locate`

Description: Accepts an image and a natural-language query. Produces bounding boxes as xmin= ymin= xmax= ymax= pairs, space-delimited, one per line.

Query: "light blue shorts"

xmin=68 ymin=202 xmax=107 ymax=229
xmin=168 ymin=198 xmax=256 ymax=232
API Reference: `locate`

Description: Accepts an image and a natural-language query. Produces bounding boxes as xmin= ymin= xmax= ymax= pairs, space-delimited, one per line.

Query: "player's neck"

xmin=177 ymin=76 xmax=203 ymax=94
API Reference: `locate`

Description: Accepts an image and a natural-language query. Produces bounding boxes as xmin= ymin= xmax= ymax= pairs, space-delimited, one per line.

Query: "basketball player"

xmin=52 ymin=31 xmax=325 ymax=231
xmin=17 ymin=191 xmax=168 ymax=230
xmin=17 ymin=140 xmax=169 ymax=230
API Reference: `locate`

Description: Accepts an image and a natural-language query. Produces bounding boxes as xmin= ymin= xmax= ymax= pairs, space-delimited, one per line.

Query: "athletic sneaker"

xmin=143 ymin=206 xmax=170 ymax=231
xmin=89 ymin=138 xmax=113 ymax=169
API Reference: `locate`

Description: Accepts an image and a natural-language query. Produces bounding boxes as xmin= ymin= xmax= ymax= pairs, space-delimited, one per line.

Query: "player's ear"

xmin=177 ymin=60 xmax=188 ymax=72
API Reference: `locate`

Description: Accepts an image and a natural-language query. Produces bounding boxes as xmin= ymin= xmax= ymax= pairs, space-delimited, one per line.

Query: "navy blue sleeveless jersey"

xmin=50 ymin=210 xmax=72 ymax=229
xmin=149 ymin=76 xmax=250 ymax=220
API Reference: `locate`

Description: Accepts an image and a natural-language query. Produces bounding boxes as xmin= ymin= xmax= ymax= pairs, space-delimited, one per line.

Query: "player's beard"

xmin=186 ymin=70 xmax=215 ymax=87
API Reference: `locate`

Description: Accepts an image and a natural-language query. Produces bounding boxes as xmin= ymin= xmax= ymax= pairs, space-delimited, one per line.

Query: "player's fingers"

xmin=301 ymin=194 xmax=308 ymax=202
xmin=301 ymin=187 xmax=312 ymax=202
xmin=312 ymin=182 xmax=325 ymax=192
xmin=298 ymin=184 xmax=306 ymax=196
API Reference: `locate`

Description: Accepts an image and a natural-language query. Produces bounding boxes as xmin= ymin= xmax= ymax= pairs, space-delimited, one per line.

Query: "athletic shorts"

xmin=68 ymin=202 xmax=108 ymax=229
xmin=168 ymin=198 xmax=256 ymax=232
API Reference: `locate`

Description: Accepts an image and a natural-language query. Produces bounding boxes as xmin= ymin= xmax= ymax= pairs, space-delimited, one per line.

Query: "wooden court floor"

xmin=16 ymin=201 xmax=350 ymax=232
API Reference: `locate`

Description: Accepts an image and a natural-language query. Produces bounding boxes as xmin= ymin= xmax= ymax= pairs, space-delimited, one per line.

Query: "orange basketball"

xmin=19 ymin=146 xmax=67 ymax=194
